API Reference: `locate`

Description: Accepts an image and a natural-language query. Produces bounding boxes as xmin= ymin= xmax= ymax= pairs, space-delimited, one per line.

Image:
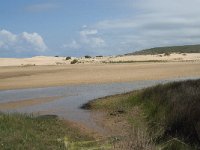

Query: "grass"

xmin=0 ymin=113 xmax=106 ymax=150
xmin=102 ymin=60 xmax=166 ymax=64
xmin=84 ymin=79 xmax=200 ymax=149
xmin=127 ymin=44 xmax=200 ymax=55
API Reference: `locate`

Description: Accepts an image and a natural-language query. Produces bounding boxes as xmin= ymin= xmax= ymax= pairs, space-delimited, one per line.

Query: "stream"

xmin=0 ymin=77 xmax=199 ymax=132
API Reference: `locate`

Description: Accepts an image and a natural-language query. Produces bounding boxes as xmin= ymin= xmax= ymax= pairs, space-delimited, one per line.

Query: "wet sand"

xmin=0 ymin=96 xmax=62 ymax=110
xmin=0 ymin=62 xmax=200 ymax=91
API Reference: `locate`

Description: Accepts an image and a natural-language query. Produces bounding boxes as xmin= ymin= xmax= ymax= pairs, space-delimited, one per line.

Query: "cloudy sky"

xmin=1 ymin=0 xmax=200 ymax=57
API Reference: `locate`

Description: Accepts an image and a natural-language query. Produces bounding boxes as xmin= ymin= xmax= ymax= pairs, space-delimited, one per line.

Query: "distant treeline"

xmin=126 ymin=44 xmax=200 ymax=55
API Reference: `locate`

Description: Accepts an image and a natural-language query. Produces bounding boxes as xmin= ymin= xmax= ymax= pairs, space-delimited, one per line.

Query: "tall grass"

xmin=84 ymin=79 xmax=200 ymax=149
xmin=132 ymin=79 xmax=200 ymax=149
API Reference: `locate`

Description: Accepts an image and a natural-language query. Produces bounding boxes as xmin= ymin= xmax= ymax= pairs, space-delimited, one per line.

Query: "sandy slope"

xmin=0 ymin=62 xmax=200 ymax=90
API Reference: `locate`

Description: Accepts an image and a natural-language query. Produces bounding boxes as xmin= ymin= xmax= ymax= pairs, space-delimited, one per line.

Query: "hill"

xmin=126 ymin=44 xmax=200 ymax=55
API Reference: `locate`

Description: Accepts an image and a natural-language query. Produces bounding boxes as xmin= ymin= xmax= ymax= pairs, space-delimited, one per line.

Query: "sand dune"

xmin=0 ymin=53 xmax=200 ymax=67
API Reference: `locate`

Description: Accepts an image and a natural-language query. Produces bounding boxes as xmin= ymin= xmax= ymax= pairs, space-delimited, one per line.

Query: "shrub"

xmin=70 ymin=59 xmax=78 ymax=64
xmin=85 ymin=55 xmax=91 ymax=58
xmin=66 ymin=56 xmax=71 ymax=60
xmin=164 ymin=52 xmax=170 ymax=56
xmin=96 ymin=55 xmax=103 ymax=58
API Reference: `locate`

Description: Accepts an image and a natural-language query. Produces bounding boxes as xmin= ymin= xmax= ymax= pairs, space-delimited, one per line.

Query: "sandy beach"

xmin=0 ymin=61 xmax=200 ymax=90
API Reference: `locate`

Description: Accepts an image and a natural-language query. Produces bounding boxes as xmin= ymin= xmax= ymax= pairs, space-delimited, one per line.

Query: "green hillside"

xmin=127 ymin=44 xmax=200 ymax=55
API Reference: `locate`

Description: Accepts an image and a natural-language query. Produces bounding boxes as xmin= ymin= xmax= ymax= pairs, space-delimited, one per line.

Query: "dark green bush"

xmin=96 ymin=55 xmax=103 ymax=57
xmin=85 ymin=55 xmax=91 ymax=58
xmin=66 ymin=56 xmax=71 ymax=60
xmin=70 ymin=59 xmax=78 ymax=64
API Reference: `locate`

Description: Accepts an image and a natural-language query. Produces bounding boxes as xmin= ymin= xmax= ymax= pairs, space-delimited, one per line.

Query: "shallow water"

xmin=0 ymin=77 xmax=199 ymax=131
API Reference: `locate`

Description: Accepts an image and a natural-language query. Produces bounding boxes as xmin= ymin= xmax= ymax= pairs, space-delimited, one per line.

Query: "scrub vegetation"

xmin=127 ymin=44 xmax=200 ymax=55
xmin=84 ymin=79 xmax=200 ymax=149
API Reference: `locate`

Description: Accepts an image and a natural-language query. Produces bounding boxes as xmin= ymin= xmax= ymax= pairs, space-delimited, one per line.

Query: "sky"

xmin=1 ymin=0 xmax=200 ymax=57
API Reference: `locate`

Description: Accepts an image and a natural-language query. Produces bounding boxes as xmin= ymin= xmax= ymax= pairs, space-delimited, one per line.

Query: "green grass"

xmin=0 ymin=113 xmax=105 ymax=150
xmin=84 ymin=79 xmax=200 ymax=149
xmin=127 ymin=44 xmax=200 ymax=55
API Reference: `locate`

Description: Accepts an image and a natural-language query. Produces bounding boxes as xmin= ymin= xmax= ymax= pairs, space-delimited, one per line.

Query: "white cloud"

xmin=133 ymin=0 xmax=200 ymax=15
xmin=63 ymin=28 xmax=106 ymax=52
xmin=21 ymin=32 xmax=47 ymax=52
xmin=62 ymin=40 xmax=80 ymax=49
xmin=80 ymin=29 xmax=98 ymax=36
xmin=79 ymin=29 xmax=105 ymax=48
xmin=26 ymin=3 xmax=59 ymax=12
xmin=0 ymin=29 xmax=48 ymax=54
xmin=92 ymin=0 xmax=200 ymax=54
xmin=62 ymin=0 xmax=200 ymax=55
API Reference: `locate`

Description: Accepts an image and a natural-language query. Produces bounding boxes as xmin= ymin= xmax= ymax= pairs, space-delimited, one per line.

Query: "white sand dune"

xmin=0 ymin=53 xmax=200 ymax=67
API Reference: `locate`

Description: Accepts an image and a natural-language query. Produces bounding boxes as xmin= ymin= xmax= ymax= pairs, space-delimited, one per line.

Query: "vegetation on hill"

xmin=127 ymin=44 xmax=200 ymax=55
xmin=84 ymin=79 xmax=200 ymax=149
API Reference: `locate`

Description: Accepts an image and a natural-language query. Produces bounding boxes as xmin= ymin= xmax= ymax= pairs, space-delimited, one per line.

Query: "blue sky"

xmin=1 ymin=0 xmax=200 ymax=57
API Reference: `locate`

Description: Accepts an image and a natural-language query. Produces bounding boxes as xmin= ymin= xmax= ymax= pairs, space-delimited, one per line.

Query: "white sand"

xmin=0 ymin=53 xmax=200 ymax=67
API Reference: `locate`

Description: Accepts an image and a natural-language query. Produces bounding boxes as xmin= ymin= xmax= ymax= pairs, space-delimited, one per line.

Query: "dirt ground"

xmin=0 ymin=62 xmax=200 ymax=90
